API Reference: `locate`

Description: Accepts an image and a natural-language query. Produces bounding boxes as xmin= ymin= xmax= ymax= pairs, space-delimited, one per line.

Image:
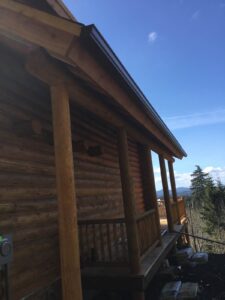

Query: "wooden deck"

xmin=81 ymin=224 xmax=184 ymax=292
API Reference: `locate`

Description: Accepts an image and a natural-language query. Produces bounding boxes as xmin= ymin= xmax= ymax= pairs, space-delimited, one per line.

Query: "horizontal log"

xmin=76 ymin=187 xmax=122 ymax=197
xmin=0 ymin=158 xmax=55 ymax=176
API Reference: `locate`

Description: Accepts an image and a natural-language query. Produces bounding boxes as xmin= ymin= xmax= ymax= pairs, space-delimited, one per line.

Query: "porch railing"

xmin=171 ymin=201 xmax=179 ymax=224
xmin=78 ymin=209 xmax=161 ymax=267
xmin=136 ymin=209 xmax=159 ymax=257
xmin=177 ymin=197 xmax=186 ymax=221
xmin=158 ymin=197 xmax=187 ymax=225
xmin=78 ymin=218 xmax=128 ymax=267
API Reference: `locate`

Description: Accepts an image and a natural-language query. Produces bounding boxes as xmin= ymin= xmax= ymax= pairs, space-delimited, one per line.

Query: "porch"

xmin=78 ymin=197 xmax=187 ymax=292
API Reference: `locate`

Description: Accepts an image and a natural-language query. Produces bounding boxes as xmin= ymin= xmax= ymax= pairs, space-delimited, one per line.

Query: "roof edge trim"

xmin=81 ymin=25 xmax=187 ymax=158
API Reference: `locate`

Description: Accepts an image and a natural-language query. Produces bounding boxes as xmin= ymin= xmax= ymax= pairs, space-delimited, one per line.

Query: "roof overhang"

xmin=80 ymin=25 xmax=187 ymax=158
xmin=46 ymin=0 xmax=76 ymax=20
xmin=0 ymin=0 xmax=187 ymax=159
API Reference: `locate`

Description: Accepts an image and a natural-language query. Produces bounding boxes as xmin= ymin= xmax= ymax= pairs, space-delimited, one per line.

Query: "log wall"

xmin=0 ymin=45 xmax=146 ymax=299
xmin=128 ymin=140 xmax=145 ymax=214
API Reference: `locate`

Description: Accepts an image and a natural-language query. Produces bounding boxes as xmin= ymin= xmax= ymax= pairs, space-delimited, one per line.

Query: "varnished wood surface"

xmin=51 ymin=84 xmax=82 ymax=300
xmin=0 ymin=45 xmax=146 ymax=298
xmin=159 ymin=155 xmax=174 ymax=232
xmin=118 ymin=128 xmax=141 ymax=274
xmin=0 ymin=39 xmax=186 ymax=299
xmin=81 ymin=224 xmax=185 ymax=291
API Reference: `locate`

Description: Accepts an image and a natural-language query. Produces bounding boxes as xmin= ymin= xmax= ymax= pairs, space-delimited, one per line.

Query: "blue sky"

xmin=64 ymin=0 xmax=225 ymax=188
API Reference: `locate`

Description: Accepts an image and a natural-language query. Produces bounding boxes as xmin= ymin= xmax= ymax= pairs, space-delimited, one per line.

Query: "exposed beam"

xmin=26 ymin=49 xmax=174 ymax=160
xmin=46 ymin=0 xmax=77 ymax=20
xmin=51 ymin=84 xmax=83 ymax=300
xmin=0 ymin=0 xmax=81 ymax=56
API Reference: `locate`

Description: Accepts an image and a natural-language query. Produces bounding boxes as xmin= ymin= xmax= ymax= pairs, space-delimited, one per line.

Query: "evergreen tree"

xmin=190 ymin=165 xmax=209 ymax=209
xmin=201 ymin=178 xmax=225 ymax=234
xmin=201 ymin=176 xmax=217 ymax=234
xmin=212 ymin=181 xmax=225 ymax=230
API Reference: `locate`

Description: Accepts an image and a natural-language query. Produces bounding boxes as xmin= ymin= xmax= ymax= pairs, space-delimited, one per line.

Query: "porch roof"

xmin=0 ymin=0 xmax=187 ymax=159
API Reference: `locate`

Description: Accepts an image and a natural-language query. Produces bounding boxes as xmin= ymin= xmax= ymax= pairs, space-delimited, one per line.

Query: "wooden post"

xmin=159 ymin=155 xmax=174 ymax=232
xmin=140 ymin=145 xmax=162 ymax=245
xmin=184 ymin=223 xmax=191 ymax=245
xmin=51 ymin=84 xmax=83 ymax=300
xmin=118 ymin=128 xmax=141 ymax=274
xmin=168 ymin=160 xmax=181 ymax=225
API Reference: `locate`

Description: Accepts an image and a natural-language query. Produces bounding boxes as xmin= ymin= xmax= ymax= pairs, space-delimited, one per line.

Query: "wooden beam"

xmin=0 ymin=0 xmax=81 ymax=56
xmin=51 ymin=84 xmax=83 ymax=300
xmin=159 ymin=155 xmax=174 ymax=232
xmin=168 ymin=160 xmax=181 ymax=225
xmin=140 ymin=146 xmax=162 ymax=244
xmin=46 ymin=0 xmax=77 ymax=20
xmin=0 ymin=0 xmax=183 ymax=158
xmin=118 ymin=128 xmax=140 ymax=274
xmin=26 ymin=49 xmax=174 ymax=160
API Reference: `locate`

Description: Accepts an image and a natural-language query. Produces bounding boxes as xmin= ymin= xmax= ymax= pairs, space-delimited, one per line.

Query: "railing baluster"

xmin=120 ymin=222 xmax=126 ymax=261
xmin=92 ymin=223 xmax=97 ymax=262
xmin=85 ymin=224 xmax=90 ymax=261
xmin=135 ymin=209 xmax=159 ymax=256
xmin=113 ymin=223 xmax=119 ymax=262
xmin=107 ymin=223 xmax=112 ymax=261
xmin=99 ymin=223 xmax=105 ymax=261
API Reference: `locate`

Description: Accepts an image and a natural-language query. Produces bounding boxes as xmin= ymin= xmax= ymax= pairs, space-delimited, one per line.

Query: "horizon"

xmin=64 ymin=0 xmax=225 ymax=189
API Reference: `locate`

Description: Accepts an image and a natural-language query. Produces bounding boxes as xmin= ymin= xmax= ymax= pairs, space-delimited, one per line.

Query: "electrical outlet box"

xmin=0 ymin=234 xmax=13 ymax=266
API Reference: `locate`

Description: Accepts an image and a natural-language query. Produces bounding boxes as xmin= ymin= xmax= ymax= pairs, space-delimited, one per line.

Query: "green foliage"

xmin=190 ymin=165 xmax=225 ymax=237
xmin=190 ymin=165 xmax=209 ymax=209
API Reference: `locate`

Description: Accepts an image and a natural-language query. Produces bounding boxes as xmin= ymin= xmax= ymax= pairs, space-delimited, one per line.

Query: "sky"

xmin=64 ymin=0 xmax=225 ymax=189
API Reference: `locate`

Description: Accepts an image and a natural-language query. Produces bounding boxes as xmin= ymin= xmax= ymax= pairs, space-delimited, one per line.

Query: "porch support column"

xmin=159 ymin=155 xmax=174 ymax=232
xmin=140 ymin=146 xmax=162 ymax=245
xmin=168 ymin=160 xmax=181 ymax=225
xmin=51 ymin=84 xmax=83 ymax=300
xmin=118 ymin=127 xmax=140 ymax=274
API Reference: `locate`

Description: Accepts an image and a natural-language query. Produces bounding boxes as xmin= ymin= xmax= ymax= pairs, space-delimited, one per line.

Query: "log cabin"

xmin=0 ymin=1 xmax=188 ymax=299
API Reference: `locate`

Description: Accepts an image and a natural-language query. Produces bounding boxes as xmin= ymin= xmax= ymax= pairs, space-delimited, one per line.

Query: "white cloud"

xmin=148 ymin=31 xmax=158 ymax=43
xmin=191 ymin=10 xmax=200 ymax=20
xmin=153 ymin=166 xmax=225 ymax=190
xmin=175 ymin=171 xmax=191 ymax=187
xmin=174 ymin=167 xmax=225 ymax=188
xmin=203 ymin=166 xmax=225 ymax=183
xmin=164 ymin=109 xmax=225 ymax=130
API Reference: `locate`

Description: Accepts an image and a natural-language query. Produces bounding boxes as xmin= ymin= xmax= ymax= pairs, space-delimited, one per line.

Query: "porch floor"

xmin=81 ymin=224 xmax=184 ymax=292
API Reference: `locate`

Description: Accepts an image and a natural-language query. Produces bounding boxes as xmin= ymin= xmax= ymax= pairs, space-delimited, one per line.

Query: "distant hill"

xmin=156 ymin=187 xmax=191 ymax=198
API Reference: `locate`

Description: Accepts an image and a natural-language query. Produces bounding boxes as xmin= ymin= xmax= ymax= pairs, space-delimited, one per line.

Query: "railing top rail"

xmin=78 ymin=217 xmax=125 ymax=225
xmin=136 ymin=209 xmax=155 ymax=222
